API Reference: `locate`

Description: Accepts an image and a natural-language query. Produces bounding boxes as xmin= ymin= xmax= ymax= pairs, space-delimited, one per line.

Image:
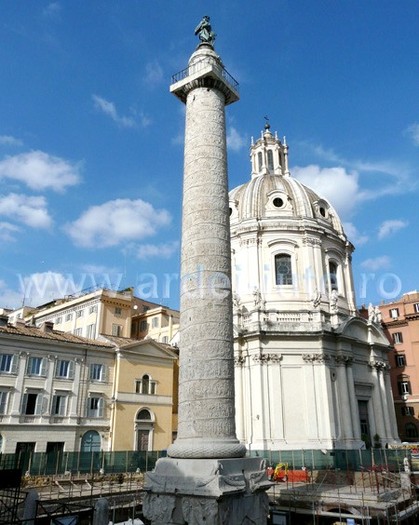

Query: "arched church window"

xmin=405 ymin=422 xmax=418 ymax=439
xmin=267 ymin=150 xmax=274 ymax=171
xmin=137 ymin=409 xmax=151 ymax=420
xmin=258 ymin=152 xmax=263 ymax=172
xmin=142 ymin=374 xmax=150 ymax=393
xmin=135 ymin=374 xmax=157 ymax=395
xmin=275 ymin=254 xmax=293 ymax=285
xmin=329 ymin=261 xmax=338 ymax=291
xmin=135 ymin=409 xmax=153 ymax=451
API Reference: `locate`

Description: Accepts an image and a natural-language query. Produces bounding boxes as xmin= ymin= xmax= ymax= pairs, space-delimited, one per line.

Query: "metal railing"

xmin=0 ymin=447 xmax=412 ymax=478
xmin=171 ymin=57 xmax=239 ymax=93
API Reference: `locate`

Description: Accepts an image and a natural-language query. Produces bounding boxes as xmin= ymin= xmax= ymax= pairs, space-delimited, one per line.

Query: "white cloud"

xmin=0 ymin=135 xmax=23 ymax=147
xmin=406 ymin=122 xmax=419 ymax=146
xmin=0 ymin=222 xmax=20 ymax=242
xmin=343 ymin=222 xmax=368 ymax=246
xmin=19 ymin=271 xmax=86 ymax=307
xmin=378 ymin=219 xmax=409 ymax=240
xmin=360 ymin=256 xmax=391 ymax=271
xmin=144 ymin=60 xmax=164 ymax=86
xmin=0 ymin=150 xmax=80 ymax=192
xmin=92 ymin=95 xmax=138 ymax=128
xmin=0 ymin=271 xmax=78 ymax=309
xmin=42 ymin=2 xmax=62 ymax=18
xmin=300 ymin=142 xmax=414 ymax=196
xmin=227 ymin=127 xmax=247 ymax=152
xmin=136 ymin=241 xmax=179 ymax=260
xmin=0 ymin=193 xmax=52 ymax=228
xmin=65 ymin=198 xmax=171 ymax=248
xmin=0 ymin=281 xmax=24 ymax=310
xmin=293 ymin=165 xmax=362 ymax=219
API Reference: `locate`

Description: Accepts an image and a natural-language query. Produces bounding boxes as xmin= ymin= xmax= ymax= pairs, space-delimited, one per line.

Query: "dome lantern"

xmin=250 ymin=125 xmax=289 ymax=179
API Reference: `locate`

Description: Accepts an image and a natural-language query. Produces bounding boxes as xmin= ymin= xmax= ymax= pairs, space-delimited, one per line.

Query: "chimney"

xmin=40 ymin=321 xmax=54 ymax=333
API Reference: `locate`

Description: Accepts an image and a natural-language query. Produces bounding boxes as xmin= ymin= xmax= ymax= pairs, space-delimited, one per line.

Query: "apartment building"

xmin=379 ymin=291 xmax=419 ymax=442
xmin=131 ymin=305 xmax=179 ymax=344
xmin=9 ymin=287 xmax=180 ymax=346
xmin=0 ymin=315 xmax=177 ymax=456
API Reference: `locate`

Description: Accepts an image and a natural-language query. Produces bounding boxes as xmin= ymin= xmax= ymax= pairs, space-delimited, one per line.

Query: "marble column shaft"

xmin=168 ymin=55 xmax=245 ymax=459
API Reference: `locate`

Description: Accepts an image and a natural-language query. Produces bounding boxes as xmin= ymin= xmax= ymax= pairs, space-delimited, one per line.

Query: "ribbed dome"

xmin=230 ymin=173 xmax=345 ymax=235
xmin=229 ymin=127 xmax=345 ymax=237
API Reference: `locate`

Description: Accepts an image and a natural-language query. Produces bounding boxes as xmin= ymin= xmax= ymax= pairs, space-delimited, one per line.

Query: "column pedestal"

xmin=143 ymin=457 xmax=270 ymax=525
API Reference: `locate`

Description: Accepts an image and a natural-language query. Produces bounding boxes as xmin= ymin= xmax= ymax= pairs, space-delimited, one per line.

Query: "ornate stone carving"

xmin=311 ymin=289 xmax=322 ymax=308
xmin=253 ymin=287 xmax=266 ymax=310
xmin=303 ymin=237 xmax=322 ymax=246
xmin=303 ymin=353 xmax=330 ymax=363
xmin=329 ymin=289 xmax=339 ymax=313
xmin=253 ymin=352 xmax=282 ymax=364
xmin=143 ymin=494 xmax=176 ymax=522
xmin=234 ymin=354 xmax=246 ymax=366
xmin=369 ymin=360 xmax=390 ymax=371
xmin=368 ymin=303 xmax=382 ymax=324
xmin=334 ymin=355 xmax=353 ymax=366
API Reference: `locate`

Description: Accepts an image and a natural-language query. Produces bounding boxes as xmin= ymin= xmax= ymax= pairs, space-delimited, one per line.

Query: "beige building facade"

xmin=0 ymin=315 xmax=177 ymax=457
xmin=10 ymin=287 xmax=180 ymax=346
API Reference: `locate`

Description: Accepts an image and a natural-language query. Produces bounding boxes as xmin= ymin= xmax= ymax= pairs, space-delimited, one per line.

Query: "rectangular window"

xmin=89 ymin=305 xmax=97 ymax=314
xmin=135 ymin=380 xmax=142 ymax=393
xmin=112 ymin=324 xmax=122 ymax=336
xmin=65 ymin=313 xmax=73 ymax=322
xmin=87 ymin=397 xmax=103 ymax=418
xmin=0 ymin=390 xmax=9 ymax=415
xmin=275 ymin=254 xmax=293 ymax=285
xmin=396 ymin=354 xmax=406 ymax=367
xmin=151 ymin=317 xmax=159 ymax=328
xmin=51 ymin=395 xmax=67 ymax=416
xmin=55 ymin=360 xmax=74 ymax=379
xmin=390 ymin=308 xmax=399 ymax=319
xmin=90 ymin=363 xmax=105 ymax=381
xmin=393 ymin=332 xmax=403 ymax=344
xmin=76 ymin=310 xmax=84 ymax=318
xmin=74 ymin=328 xmax=83 ymax=336
xmin=27 ymin=356 xmax=47 ymax=377
xmin=86 ymin=324 xmax=96 ymax=339
xmin=56 ymin=316 xmax=62 ymax=324
xmin=401 ymin=406 xmax=414 ymax=416
xmin=140 ymin=320 xmax=148 ymax=332
xmin=114 ymin=307 xmax=122 ymax=316
xmin=22 ymin=392 xmax=44 ymax=415
xmin=415 ymin=303 xmax=419 ymax=313
xmin=0 ymin=354 xmax=13 ymax=373
xmin=398 ymin=381 xmax=411 ymax=395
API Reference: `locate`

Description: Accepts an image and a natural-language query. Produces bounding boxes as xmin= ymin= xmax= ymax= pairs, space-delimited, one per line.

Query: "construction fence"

xmin=0 ymin=447 xmax=415 ymax=478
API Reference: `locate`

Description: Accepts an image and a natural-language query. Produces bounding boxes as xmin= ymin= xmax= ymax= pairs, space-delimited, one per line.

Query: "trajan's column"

xmin=143 ymin=17 xmax=270 ymax=525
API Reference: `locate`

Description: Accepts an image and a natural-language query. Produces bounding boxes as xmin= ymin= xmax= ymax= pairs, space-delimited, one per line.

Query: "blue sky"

xmin=0 ymin=0 xmax=418 ymax=311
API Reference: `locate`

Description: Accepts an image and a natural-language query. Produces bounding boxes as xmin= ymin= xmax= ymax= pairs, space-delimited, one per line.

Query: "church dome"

xmin=229 ymin=125 xmax=345 ymax=239
xmin=229 ymin=124 xmax=356 ymax=320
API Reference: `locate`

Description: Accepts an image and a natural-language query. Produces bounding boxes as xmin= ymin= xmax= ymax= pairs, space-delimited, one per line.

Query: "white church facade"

xmin=229 ymin=124 xmax=399 ymax=451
